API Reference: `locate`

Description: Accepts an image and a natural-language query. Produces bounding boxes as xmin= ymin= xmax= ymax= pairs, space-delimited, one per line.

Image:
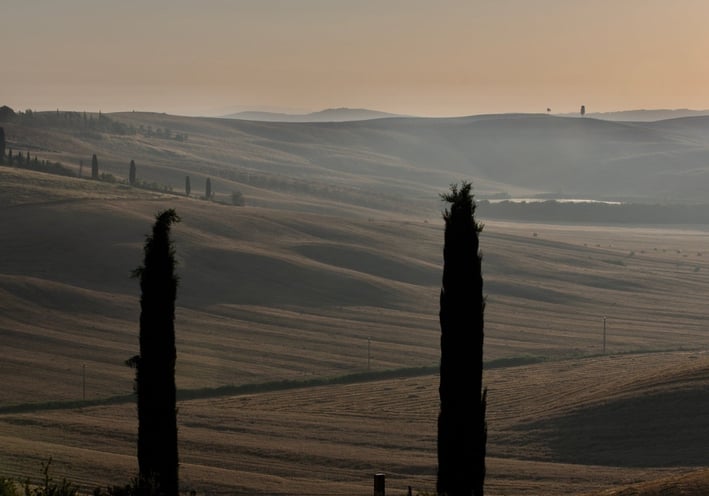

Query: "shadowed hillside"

xmin=586 ymin=468 xmax=709 ymax=496
xmin=2 ymin=167 xmax=709 ymax=409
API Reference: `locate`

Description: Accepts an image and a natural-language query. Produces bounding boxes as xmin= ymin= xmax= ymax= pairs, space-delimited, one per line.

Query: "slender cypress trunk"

xmin=0 ymin=127 xmax=5 ymax=164
xmin=134 ymin=209 xmax=180 ymax=496
xmin=437 ymin=182 xmax=486 ymax=496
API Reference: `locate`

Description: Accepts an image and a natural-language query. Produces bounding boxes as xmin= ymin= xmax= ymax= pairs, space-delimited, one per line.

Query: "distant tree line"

xmin=1 ymin=145 xmax=75 ymax=177
xmin=478 ymin=200 xmax=709 ymax=225
xmin=0 ymin=143 xmax=237 ymax=203
xmin=0 ymin=106 xmax=187 ymax=142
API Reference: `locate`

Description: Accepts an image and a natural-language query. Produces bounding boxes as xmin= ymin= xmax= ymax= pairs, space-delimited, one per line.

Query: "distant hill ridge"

xmin=570 ymin=108 xmax=709 ymax=121
xmin=222 ymin=107 xmax=404 ymax=122
xmin=222 ymin=106 xmax=709 ymax=123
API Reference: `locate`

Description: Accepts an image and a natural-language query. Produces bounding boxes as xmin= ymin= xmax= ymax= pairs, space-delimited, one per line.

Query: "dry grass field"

xmin=2 ymin=352 xmax=708 ymax=495
xmin=2 ymin=113 xmax=709 ymax=494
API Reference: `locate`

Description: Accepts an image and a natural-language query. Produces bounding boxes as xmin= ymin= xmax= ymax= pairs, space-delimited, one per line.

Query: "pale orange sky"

xmin=4 ymin=0 xmax=709 ymax=116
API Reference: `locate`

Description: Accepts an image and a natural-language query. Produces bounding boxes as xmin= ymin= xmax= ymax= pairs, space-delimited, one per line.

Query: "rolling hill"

xmin=2 ymin=110 xmax=709 ymax=494
xmin=5 ymin=109 xmax=709 ymax=212
xmin=222 ymin=107 xmax=404 ymax=122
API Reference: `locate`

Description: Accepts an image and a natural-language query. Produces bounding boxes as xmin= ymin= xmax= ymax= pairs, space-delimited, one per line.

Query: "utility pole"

xmin=368 ymin=337 xmax=371 ymax=371
xmin=603 ymin=317 xmax=607 ymax=354
xmin=82 ymin=364 xmax=86 ymax=401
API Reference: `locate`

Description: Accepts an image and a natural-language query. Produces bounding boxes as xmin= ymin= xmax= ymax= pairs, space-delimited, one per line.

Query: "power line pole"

xmin=603 ymin=316 xmax=607 ymax=354
xmin=368 ymin=337 xmax=371 ymax=371
xmin=82 ymin=363 xmax=86 ymax=401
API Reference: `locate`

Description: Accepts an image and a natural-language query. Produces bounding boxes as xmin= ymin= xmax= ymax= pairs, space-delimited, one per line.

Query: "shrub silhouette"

xmin=205 ymin=177 xmax=212 ymax=200
xmin=21 ymin=458 xmax=77 ymax=496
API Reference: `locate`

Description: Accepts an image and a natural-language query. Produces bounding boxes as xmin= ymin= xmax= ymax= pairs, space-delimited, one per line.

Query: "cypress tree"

xmin=185 ymin=176 xmax=191 ymax=197
xmin=91 ymin=154 xmax=99 ymax=179
xmin=437 ymin=182 xmax=487 ymax=496
xmin=205 ymin=177 xmax=212 ymax=200
xmin=129 ymin=160 xmax=137 ymax=185
xmin=0 ymin=127 xmax=5 ymax=164
xmin=133 ymin=209 xmax=180 ymax=496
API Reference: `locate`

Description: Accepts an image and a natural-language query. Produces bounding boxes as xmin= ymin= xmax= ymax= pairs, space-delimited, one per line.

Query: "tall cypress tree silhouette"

xmin=133 ymin=209 xmax=180 ymax=496
xmin=437 ymin=182 xmax=487 ymax=496
xmin=0 ymin=127 xmax=5 ymax=164
xmin=91 ymin=154 xmax=99 ymax=179
xmin=129 ymin=160 xmax=137 ymax=185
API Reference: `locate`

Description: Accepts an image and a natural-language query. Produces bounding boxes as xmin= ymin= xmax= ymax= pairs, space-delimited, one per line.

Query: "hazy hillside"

xmin=585 ymin=108 xmax=709 ymax=122
xmin=222 ymin=107 xmax=403 ymax=122
xmin=5 ymin=109 xmax=709 ymax=213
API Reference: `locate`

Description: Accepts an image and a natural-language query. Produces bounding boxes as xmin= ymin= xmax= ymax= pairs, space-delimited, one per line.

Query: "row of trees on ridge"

xmin=0 ymin=126 xmax=235 ymax=203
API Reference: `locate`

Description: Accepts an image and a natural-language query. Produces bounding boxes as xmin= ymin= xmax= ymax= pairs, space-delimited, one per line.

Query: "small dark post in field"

xmin=129 ymin=160 xmax=136 ymax=185
xmin=91 ymin=154 xmax=99 ymax=179
xmin=133 ymin=209 xmax=180 ymax=496
xmin=205 ymin=177 xmax=212 ymax=200
xmin=373 ymin=473 xmax=385 ymax=496
xmin=437 ymin=182 xmax=487 ymax=496
xmin=185 ymin=175 xmax=191 ymax=197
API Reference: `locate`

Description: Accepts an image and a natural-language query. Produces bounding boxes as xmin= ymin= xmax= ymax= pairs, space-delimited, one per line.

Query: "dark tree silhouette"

xmin=0 ymin=106 xmax=16 ymax=121
xmin=185 ymin=176 xmax=191 ymax=197
xmin=7 ymin=148 xmax=13 ymax=166
xmin=437 ymin=182 xmax=487 ymax=496
xmin=91 ymin=154 xmax=99 ymax=179
xmin=0 ymin=126 xmax=5 ymax=164
xmin=205 ymin=177 xmax=212 ymax=200
xmin=133 ymin=209 xmax=180 ymax=496
xmin=231 ymin=190 xmax=244 ymax=206
xmin=580 ymin=105 xmax=586 ymax=117
xmin=129 ymin=160 xmax=137 ymax=185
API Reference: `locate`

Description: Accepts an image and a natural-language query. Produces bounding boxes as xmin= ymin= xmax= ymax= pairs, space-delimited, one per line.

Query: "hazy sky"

xmin=4 ymin=0 xmax=709 ymax=116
